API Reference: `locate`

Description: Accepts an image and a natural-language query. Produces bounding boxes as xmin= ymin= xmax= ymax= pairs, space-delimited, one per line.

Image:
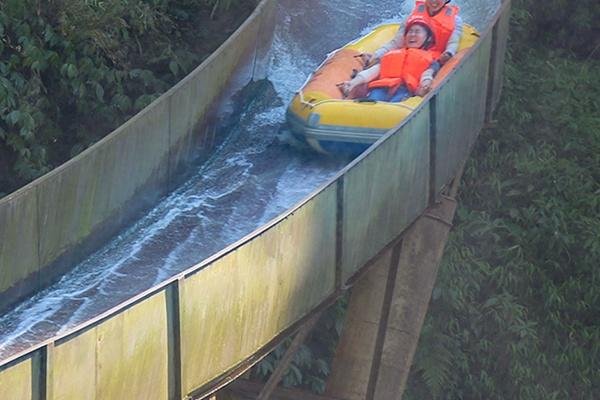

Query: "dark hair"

xmin=422 ymin=24 xmax=435 ymax=49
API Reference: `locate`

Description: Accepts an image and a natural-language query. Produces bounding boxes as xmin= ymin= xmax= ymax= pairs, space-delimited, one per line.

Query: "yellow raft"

xmin=286 ymin=23 xmax=479 ymax=155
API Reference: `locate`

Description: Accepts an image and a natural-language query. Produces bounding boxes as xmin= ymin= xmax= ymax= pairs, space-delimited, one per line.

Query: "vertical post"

xmin=39 ymin=345 xmax=52 ymax=400
xmin=484 ymin=22 xmax=500 ymax=124
xmin=168 ymin=279 xmax=183 ymax=400
xmin=335 ymin=178 xmax=345 ymax=291
xmin=429 ymin=95 xmax=438 ymax=204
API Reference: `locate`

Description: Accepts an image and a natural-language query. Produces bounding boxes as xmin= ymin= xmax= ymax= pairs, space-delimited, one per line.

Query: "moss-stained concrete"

xmin=326 ymin=251 xmax=393 ymax=399
xmin=49 ymin=291 xmax=169 ymax=400
xmin=0 ymin=354 xmax=37 ymax=400
xmin=168 ymin=2 xmax=263 ymax=177
xmin=252 ymin=0 xmax=278 ymax=80
xmin=0 ymin=0 xmax=276 ymax=312
xmin=372 ymin=198 xmax=457 ymax=399
xmin=0 ymin=186 xmax=39 ymax=297
xmin=37 ymin=96 xmax=171 ymax=269
xmin=341 ymin=105 xmax=431 ymax=282
xmin=179 ymin=184 xmax=337 ymax=396
xmin=49 ymin=329 xmax=96 ymax=400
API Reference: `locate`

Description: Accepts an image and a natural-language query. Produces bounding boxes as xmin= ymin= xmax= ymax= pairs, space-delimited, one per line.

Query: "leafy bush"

xmin=510 ymin=0 xmax=600 ymax=59
xmin=404 ymin=33 xmax=600 ymax=400
xmin=251 ymin=298 xmax=347 ymax=394
xmin=0 ymin=0 xmax=252 ymax=196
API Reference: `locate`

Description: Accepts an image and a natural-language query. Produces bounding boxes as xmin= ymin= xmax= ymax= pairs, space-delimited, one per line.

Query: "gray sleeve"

xmin=444 ymin=15 xmax=463 ymax=56
xmin=354 ymin=64 xmax=381 ymax=85
xmin=420 ymin=61 xmax=441 ymax=84
xmin=373 ymin=25 xmax=405 ymax=60
xmin=420 ymin=68 xmax=434 ymax=84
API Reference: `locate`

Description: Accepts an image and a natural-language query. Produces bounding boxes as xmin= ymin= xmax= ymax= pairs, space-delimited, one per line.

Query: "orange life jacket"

xmin=368 ymin=48 xmax=435 ymax=93
xmin=408 ymin=1 xmax=459 ymax=54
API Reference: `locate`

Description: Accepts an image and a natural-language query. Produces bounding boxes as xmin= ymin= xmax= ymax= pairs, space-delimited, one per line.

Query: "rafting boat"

xmin=286 ymin=23 xmax=479 ymax=155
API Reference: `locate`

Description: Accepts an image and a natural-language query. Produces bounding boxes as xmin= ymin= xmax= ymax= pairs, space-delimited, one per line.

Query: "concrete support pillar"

xmin=326 ymin=197 xmax=457 ymax=400
xmin=325 ymin=252 xmax=393 ymax=399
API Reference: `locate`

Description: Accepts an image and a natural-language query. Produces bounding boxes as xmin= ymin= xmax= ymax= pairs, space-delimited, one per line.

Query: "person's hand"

xmin=359 ymin=53 xmax=373 ymax=67
xmin=438 ymin=51 xmax=452 ymax=65
xmin=337 ymin=81 xmax=354 ymax=97
xmin=416 ymin=79 xmax=432 ymax=97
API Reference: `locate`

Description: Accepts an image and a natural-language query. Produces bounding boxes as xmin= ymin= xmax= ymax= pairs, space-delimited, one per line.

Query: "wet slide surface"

xmin=0 ymin=0 xmax=499 ymax=362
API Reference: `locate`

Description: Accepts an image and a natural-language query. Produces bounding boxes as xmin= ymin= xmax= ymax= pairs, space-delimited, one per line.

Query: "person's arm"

xmin=370 ymin=25 xmax=405 ymax=63
xmin=360 ymin=24 xmax=404 ymax=67
xmin=340 ymin=64 xmax=381 ymax=96
xmin=416 ymin=60 xmax=441 ymax=96
xmin=440 ymin=15 xmax=463 ymax=63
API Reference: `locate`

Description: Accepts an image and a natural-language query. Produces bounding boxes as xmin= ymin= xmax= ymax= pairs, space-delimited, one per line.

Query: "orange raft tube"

xmin=286 ymin=23 xmax=479 ymax=155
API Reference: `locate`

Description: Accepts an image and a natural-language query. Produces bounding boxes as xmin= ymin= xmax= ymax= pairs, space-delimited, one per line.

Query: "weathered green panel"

xmin=0 ymin=354 xmax=38 ymax=400
xmin=0 ymin=0 xmax=277 ymax=308
xmin=37 ymin=97 xmax=170 ymax=267
xmin=341 ymin=106 xmax=431 ymax=282
xmin=96 ymin=292 xmax=169 ymax=400
xmin=179 ymin=184 xmax=337 ymax=395
xmin=50 ymin=330 xmax=96 ymax=400
xmin=489 ymin=0 xmax=511 ymax=114
xmin=49 ymin=291 xmax=169 ymax=400
xmin=168 ymin=1 xmax=264 ymax=174
xmin=0 ymin=187 xmax=38 ymax=295
xmin=434 ymin=33 xmax=492 ymax=192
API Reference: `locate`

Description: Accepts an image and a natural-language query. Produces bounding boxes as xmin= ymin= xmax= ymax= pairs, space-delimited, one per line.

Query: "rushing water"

xmin=0 ymin=0 xmax=500 ymax=362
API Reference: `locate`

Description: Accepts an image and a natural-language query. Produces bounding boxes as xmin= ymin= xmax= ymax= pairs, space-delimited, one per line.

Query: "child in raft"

xmin=339 ymin=16 xmax=441 ymax=102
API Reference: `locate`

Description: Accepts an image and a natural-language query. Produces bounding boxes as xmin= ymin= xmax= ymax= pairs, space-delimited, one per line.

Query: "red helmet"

xmin=405 ymin=14 xmax=431 ymax=31
xmin=404 ymin=15 xmax=436 ymax=49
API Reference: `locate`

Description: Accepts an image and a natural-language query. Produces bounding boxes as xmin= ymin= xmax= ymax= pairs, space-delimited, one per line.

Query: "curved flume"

xmin=0 ymin=0 xmax=499 ymax=362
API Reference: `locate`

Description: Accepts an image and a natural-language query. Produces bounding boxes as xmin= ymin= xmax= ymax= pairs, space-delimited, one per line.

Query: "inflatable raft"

xmin=286 ymin=23 xmax=479 ymax=155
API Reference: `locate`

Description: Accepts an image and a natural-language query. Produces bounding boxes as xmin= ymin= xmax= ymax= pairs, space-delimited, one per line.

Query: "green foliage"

xmin=404 ymin=28 xmax=600 ymax=400
xmin=0 ymin=0 xmax=252 ymax=195
xmin=510 ymin=0 xmax=600 ymax=59
xmin=251 ymin=297 xmax=347 ymax=394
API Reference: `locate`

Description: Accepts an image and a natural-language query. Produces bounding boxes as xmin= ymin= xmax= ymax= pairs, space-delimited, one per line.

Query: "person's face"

xmin=425 ymin=0 xmax=445 ymax=14
xmin=405 ymin=24 xmax=428 ymax=48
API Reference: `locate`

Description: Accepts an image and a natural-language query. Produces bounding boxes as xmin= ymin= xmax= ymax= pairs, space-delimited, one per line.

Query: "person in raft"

xmin=364 ymin=0 xmax=463 ymax=67
xmin=339 ymin=16 xmax=441 ymax=102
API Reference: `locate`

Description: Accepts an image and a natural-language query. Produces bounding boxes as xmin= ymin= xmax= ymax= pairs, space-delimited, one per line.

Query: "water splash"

xmin=0 ymin=0 xmax=500 ymax=362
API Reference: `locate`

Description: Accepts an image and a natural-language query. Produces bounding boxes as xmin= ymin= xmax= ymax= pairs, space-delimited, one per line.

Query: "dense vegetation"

xmin=403 ymin=2 xmax=600 ymax=397
xmin=516 ymin=0 xmax=600 ymax=58
xmin=253 ymin=0 xmax=600 ymax=397
xmin=0 ymin=0 xmax=254 ymax=197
